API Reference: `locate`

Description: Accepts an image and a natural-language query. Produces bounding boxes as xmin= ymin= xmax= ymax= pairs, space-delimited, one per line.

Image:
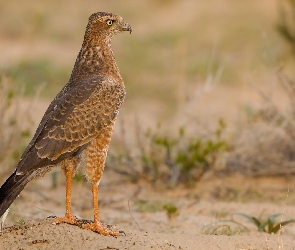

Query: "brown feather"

xmin=0 ymin=12 xmax=131 ymax=229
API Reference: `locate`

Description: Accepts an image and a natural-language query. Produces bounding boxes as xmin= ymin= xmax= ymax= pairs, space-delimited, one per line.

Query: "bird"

xmin=0 ymin=12 xmax=132 ymax=236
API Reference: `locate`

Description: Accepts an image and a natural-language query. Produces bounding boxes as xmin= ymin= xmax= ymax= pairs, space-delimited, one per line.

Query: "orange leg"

xmin=55 ymin=168 xmax=78 ymax=225
xmin=82 ymin=184 xmax=119 ymax=236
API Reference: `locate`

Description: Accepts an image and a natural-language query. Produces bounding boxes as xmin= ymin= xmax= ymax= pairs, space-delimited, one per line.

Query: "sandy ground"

xmin=1 ymin=83 xmax=295 ymax=250
xmin=1 ymin=220 xmax=294 ymax=250
xmin=1 ymin=170 xmax=295 ymax=250
xmin=1 ymin=1 xmax=294 ymax=249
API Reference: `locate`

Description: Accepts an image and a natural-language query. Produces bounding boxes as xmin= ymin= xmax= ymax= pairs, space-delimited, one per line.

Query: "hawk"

xmin=0 ymin=12 xmax=132 ymax=236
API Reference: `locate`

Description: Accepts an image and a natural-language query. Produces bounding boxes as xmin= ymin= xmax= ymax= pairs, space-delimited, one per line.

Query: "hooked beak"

xmin=120 ymin=21 xmax=132 ymax=34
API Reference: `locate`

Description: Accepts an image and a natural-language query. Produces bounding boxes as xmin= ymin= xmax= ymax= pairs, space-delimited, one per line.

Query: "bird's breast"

xmin=77 ymin=120 xmax=116 ymax=184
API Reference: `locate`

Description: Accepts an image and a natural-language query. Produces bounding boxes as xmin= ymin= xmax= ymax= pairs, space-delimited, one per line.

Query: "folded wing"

xmin=17 ymin=76 xmax=125 ymax=174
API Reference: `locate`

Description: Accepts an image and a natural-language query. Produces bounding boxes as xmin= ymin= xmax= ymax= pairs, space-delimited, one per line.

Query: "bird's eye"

xmin=106 ymin=20 xmax=113 ymax=26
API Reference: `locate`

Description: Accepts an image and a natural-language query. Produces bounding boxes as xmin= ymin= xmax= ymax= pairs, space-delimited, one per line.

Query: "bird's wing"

xmin=17 ymin=75 xmax=125 ymax=174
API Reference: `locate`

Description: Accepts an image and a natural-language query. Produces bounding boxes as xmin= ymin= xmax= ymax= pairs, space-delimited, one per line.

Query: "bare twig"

xmin=31 ymin=205 xmax=56 ymax=217
xmin=278 ymin=185 xmax=289 ymax=250
xmin=128 ymin=200 xmax=142 ymax=231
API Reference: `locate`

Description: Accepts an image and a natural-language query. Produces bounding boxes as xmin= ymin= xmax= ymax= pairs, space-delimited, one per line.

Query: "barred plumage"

xmin=0 ymin=12 xmax=132 ymax=236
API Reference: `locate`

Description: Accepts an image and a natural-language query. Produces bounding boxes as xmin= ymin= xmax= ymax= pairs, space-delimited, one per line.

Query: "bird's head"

xmin=85 ymin=12 xmax=132 ymax=43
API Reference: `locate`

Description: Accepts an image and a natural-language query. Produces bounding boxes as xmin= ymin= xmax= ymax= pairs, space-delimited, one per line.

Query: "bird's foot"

xmin=54 ymin=214 xmax=79 ymax=225
xmin=82 ymin=222 xmax=120 ymax=236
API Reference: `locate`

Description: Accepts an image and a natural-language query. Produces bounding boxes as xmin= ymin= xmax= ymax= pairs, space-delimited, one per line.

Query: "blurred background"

xmin=1 ymin=0 xmax=295 ymax=192
xmin=3 ymin=1 xmax=295 ymax=240
xmin=1 ymin=1 xmax=293 ymax=107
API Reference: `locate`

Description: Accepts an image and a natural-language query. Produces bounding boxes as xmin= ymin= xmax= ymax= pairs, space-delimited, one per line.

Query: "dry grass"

xmin=0 ymin=75 xmax=36 ymax=183
xmin=225 ymin=73 xmax=295 ymax=177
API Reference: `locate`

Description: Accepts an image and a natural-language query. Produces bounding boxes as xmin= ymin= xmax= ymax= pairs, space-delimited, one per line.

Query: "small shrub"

xmin=108 ymin=119 xmax=228 ymax=187
xmin=233 ymin=212 xmax=295 ymax=234
xmin=225 ymin=73 xmax=295 ymax=177
xmin=13 ymin=218 xmax=26 ymax=230
xmin=202 ymin=212 xmax=295 ymax=235
xmin=163 ymin=203 xmax=179 ymax=220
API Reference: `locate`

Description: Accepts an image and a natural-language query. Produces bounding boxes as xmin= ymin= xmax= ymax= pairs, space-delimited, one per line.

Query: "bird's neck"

xmin=69 ymin=40 xmax=123 ymax=84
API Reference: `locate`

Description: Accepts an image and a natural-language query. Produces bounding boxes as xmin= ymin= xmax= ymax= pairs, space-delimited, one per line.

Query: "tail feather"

xmin=0 ymin=171 xmax=32 ymax=217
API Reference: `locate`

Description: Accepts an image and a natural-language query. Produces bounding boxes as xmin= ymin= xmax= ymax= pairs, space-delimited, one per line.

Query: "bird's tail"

xmin=0 ymin=171 xmax=32 ymax=217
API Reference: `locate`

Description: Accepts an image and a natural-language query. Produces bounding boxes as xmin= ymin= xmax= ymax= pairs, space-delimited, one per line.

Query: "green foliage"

xmin=163 ymin=203 xmax=179 ymax=220
xmin=109 ymin=119 xmax=228 ymax=188
xmin=13 ymin=218 xmax=26 ymax=230
xmin=203 ymin=212 xmax=295 ymax=235
xmin=142 ymin=119 xmax=227 ymax=187
xmin=234 ymin=212 xmax=295 ymax=234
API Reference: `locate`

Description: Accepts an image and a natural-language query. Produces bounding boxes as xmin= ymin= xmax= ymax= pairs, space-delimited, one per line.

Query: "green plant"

xmin=13 ymin=218 xmax=26 ymax=230
xmin=108 ymin=119 xmax=228 ymax=187
xmin=163 ymin=203 xmax=179 ymax=220
xmin=142 ymin=119 xmax=227 ymax=186
xmin=202 ymin=212 xmax=295 ymax=235
xmin=176 ymin=120 xmax=227 ymax=184
xmin=233 ymin=212 xmax=295 ymax=234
